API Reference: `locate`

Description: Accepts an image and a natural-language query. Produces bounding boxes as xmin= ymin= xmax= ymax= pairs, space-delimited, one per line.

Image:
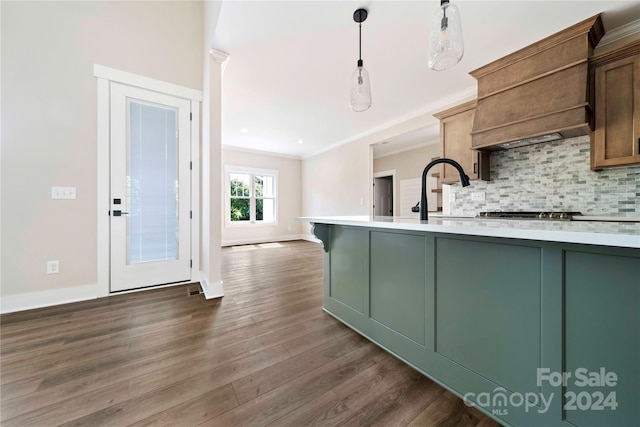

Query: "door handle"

xmin=113 ymin=210 xmax=130 ymax=216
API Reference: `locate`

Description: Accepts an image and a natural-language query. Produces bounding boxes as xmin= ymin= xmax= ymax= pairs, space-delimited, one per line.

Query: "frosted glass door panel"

xmin=128 ymin=101 xmax=178 ymax=264
xmin=110 ymin=82 xmax=191 ymax=292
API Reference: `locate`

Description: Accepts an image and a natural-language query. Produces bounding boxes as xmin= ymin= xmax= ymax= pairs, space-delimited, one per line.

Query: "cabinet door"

xmin=441 ymin=108 xmax=478 ymax=183
xmin=438 ymin=105 xmax=490 ymax=184
xmin=593 ymin=53 xmax=640 ymax=169
xmin=564 ymin=250 xmax=640 ymax=427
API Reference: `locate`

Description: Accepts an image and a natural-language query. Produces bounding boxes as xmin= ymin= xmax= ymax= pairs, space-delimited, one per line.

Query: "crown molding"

xmin=373 ymin=137 xmax=439 ymax=160
xmin=470 ymin=14 xmax=603 ymax=79
xmin=210 ymin=48 xmax=230 ymax=65
xmin=591 ymin=38 xmax=640 ymax=67
xmin=303 ymin=85 xmax=477 ymax=160
xmin=222 ymin=144 xmax=303 ymax=160
xmin=598 ymin=18 xmax=640 ymax=48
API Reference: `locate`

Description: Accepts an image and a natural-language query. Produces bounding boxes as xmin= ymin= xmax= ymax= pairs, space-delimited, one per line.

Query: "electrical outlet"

xmin=47 ymin=260 xmax=60 ymax=274
xmin=471 ymin=192 xmax=486 ymax=201
xmin=450 ymin=193 xmax=456 ymax=202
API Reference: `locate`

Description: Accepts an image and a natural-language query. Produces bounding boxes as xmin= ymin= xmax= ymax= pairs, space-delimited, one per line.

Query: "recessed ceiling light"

xmin=297 ymin=139 xmax=304 ymax=144
xmin=240 ymin=128 xmax=248 ymax=134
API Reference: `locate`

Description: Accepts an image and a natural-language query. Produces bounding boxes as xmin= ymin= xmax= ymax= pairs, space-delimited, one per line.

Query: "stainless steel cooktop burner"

xmin=477 ymin=211 xmax=583 ymax=220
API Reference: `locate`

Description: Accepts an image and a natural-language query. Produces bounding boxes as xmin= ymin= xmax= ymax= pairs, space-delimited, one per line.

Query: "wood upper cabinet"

xmin=434 ymin=100 xmax=490 ymax=184
xmin=590 ymin=41 xmax=640 ymax=170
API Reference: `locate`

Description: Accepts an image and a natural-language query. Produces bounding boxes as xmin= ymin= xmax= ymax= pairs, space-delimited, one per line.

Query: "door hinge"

xmin=190 ymin=112 xmax=192 ymax=121
xmin=190 ymin=210 xmax=192 ymax=219
xmin=190 ymin=161 xmax=192 ymax=170
xmin=190 ymin=259 xmax=193 ymax=268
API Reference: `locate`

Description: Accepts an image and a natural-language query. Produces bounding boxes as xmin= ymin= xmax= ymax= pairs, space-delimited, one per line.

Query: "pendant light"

xmin=428 ymin=0 xmax=464 ymax=71
xmin=350 ymin=8 xmax=372 ymax=112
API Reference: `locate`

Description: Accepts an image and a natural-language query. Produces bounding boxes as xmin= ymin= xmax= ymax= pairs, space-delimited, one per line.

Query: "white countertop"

xmin=297 ymin=216 xmax=640 ymax=249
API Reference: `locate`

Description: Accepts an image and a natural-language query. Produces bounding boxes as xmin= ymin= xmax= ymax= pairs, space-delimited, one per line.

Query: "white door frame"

xmin=95 ymin=65 xmax=202 ymax=297
xmin=373 ymin=169 xmax=396 ymax=217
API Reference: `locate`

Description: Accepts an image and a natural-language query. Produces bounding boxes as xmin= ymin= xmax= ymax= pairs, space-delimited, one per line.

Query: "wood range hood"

xmin=470 ymin=14 xmax=605 ymax=151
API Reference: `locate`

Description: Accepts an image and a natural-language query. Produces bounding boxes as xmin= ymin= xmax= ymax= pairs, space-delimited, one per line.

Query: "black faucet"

xmin=420 ymin=158 xmax=471 ymax=220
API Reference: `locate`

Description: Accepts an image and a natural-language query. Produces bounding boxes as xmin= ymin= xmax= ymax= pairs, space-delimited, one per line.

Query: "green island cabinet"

xmin=310 ymin=222 xmax=639 ymax=427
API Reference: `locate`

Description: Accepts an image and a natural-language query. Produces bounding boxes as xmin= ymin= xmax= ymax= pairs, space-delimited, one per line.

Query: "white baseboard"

xmin=108 ymin=281 xmax=191 ymax=296
xmin=200 ymin=273 xmax=224 ymax=299
xmin=300 ymin=234 xmax=322 ymax=244
xmin=221 ymin=234 xmax=304 ymax=247
xmin=0 ymin=283 xmax=99 ymax=314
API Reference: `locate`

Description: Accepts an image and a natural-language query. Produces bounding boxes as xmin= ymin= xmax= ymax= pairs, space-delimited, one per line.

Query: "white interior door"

xmin=373 ymin=177 xmax=393 ymax=216
xmin=110 ymin=83 xmax=191 ymax=292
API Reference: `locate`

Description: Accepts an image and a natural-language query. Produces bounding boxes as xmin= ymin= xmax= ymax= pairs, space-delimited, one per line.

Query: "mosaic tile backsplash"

xmin=449 ymin=136 xmax=640 ymax=217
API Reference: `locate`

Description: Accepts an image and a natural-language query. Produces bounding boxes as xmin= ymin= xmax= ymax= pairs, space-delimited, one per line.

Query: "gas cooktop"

xmin=477 ymin=211 xmax=583 ymax=220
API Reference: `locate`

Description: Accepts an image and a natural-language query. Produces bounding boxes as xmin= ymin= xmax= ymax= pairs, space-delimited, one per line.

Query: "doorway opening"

xmin=373 ymin=170 xmax=396 ymax=217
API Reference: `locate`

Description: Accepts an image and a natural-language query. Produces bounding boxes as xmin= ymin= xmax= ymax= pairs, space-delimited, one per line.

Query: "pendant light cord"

xmin=353 ymin=9 xmax=367 ymax=67
xmin=359 ymin=23 xmax=362 ymax=62
xmin=441 ymin=0 xmax=448 ymax=31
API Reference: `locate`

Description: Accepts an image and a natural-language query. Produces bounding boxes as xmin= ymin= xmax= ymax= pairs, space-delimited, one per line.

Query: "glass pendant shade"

xmin=350 ymin=62 xmax=372 ymax=112
xmin=428 ymin=1 xmax=464 ymax=71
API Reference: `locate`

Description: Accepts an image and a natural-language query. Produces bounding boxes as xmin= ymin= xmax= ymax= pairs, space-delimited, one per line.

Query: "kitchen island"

xmin=298 ymin=216 xmax=639 ymax=427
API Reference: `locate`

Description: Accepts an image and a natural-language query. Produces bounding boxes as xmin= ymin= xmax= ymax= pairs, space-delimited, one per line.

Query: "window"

xmin=226 ymin=166 xmax=278 ymax=225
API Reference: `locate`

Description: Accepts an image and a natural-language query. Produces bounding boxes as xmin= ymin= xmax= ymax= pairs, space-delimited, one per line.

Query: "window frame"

xmin=225 ymin=165 xmax=279 ymax=227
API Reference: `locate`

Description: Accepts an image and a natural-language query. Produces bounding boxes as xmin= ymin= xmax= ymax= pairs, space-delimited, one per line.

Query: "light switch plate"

xmin=52 ymin=186 xmax=77 ymax=200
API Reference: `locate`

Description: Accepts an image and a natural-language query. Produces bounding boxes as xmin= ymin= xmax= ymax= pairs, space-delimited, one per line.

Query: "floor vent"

xmin=187 ymin=285 xmax=202 ymax=297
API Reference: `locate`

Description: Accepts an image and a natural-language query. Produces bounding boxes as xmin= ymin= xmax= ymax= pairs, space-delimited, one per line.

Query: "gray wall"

xmin=450 ymin=136 xmax=640 ymax=217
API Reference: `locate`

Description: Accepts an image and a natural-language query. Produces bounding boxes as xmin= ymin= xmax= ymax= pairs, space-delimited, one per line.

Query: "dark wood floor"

xmin=0 ymin=240 xmax=502 ymax=426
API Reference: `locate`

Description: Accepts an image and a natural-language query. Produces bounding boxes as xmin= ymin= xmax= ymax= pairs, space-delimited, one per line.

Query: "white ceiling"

xmin=212 ymin=1 xmax=640 ymax=159
xmin=371 ymin=125 xmax=439 ymax=158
